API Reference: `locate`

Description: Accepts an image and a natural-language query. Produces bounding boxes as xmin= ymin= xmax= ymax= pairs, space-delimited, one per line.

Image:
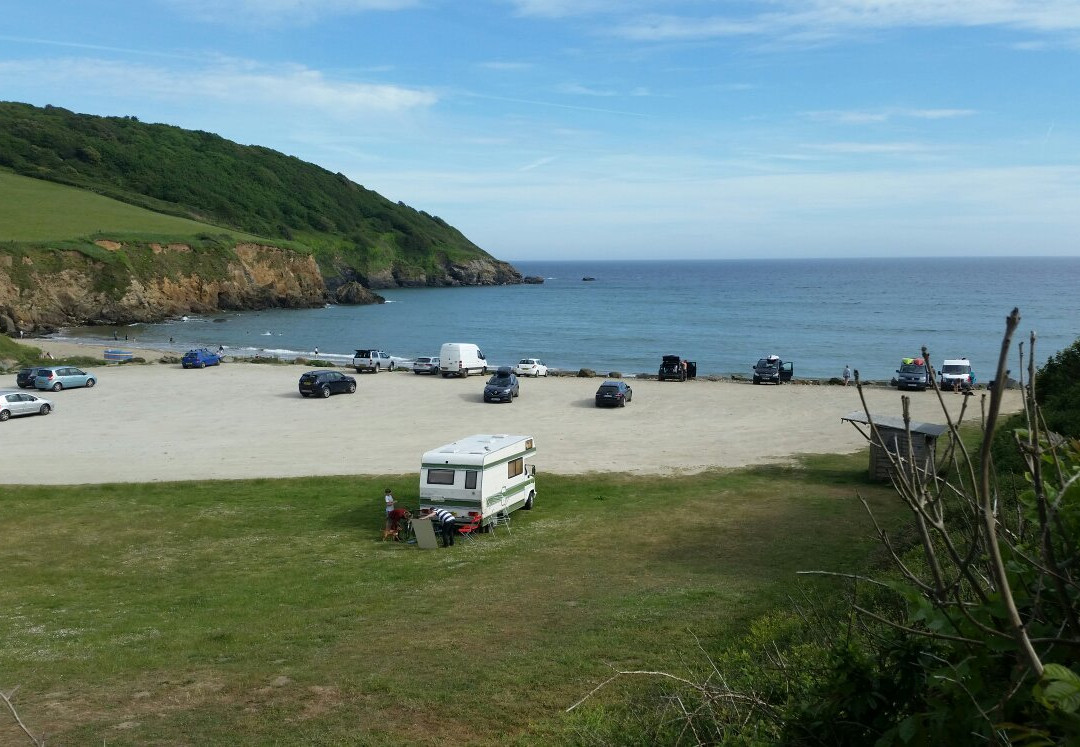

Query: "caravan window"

xmin=426 ymin=468 xmax=456 ymax=485
xmin=464 ymin=471 xmax=478 ymax=489
xmin=508 ymin=457 xmax=524 ymax=479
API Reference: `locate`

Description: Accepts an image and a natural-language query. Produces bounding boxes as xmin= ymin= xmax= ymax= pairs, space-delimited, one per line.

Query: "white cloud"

xmin=504 ymin=0 xmax=641 ymax=18
xmin=0 ymin=58 xmax=437 ymax=115
xmin=163 ymin=0 xmax=420 ymax=25
xmin=478 ymin=61 xmax=536 ymax=71
xmin=804 ymin=108 xmax=977 ymax=124
xmin=803 ymin=141 xmax=934 ymax=154
xmin=368 ymin=163 xmax=1080 ymax=258
xmin=556 ymin=82 xmax=618 ymax=97
xmin=608 ymin=1 xmax=1080 ymax=43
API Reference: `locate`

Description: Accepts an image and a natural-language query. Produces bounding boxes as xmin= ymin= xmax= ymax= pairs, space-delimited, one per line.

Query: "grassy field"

xmin=0 ymin=169 xmax=253 ymax=242
xmin=0 ymin=457 xmax=908 ymax=744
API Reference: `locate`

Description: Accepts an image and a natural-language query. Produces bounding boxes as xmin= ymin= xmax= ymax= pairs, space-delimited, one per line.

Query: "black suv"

xmin=16 ymin=367 xmax=38 ymax=389
xmin=298 ymin=370 xmax=357 ymax=398
xmin=658 ymin=355 xmax=686 ymax=382
xmin=752 ymin=357 xmax=794 ymax=384
xmin=483 ymin=367 xmax=519 ymax=403
xmin=595 ymin=380 xmax=633 ymax=407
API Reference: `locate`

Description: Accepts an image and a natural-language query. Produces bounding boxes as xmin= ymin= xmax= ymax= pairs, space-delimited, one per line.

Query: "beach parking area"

xmin=6 ymin=340 xmax=1022 ymax=485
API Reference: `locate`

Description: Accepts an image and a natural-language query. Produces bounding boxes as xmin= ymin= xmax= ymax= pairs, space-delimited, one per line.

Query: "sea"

xmin=53 ymin=257 xmax=1080 ymax=381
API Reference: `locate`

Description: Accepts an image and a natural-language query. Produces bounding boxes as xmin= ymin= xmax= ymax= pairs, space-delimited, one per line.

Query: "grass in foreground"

xmin=0 ymin=456 xmax=907 ymax=744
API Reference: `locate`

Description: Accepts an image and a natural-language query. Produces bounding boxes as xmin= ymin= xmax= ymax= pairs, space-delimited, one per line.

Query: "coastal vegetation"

xmin=0 ymin=102 xmax=516 ymax=288
xmin=577 ymin=322 xmax=1080 ymax=745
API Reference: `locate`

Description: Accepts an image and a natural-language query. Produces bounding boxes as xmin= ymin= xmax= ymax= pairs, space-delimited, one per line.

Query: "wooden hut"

xmin=841 ymin=411 xmax=948 ymax=482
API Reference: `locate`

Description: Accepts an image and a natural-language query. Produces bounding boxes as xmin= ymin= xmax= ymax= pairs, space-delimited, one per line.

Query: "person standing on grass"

xmin=843 ymin=365 xmax=851 ymax=386
xmin=429 ymin=507 xmax=457 ymax=547
xmin=384 ymin=488 xmax=395 ymax=529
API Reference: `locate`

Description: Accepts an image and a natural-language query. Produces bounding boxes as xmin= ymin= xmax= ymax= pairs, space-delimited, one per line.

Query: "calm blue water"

xmin=55 ymin=258 xmax=1080 ymax=380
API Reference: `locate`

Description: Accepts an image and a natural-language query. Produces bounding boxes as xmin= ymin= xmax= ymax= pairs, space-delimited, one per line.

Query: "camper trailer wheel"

xmin=523 ymin=492 xmax=534 ymax=510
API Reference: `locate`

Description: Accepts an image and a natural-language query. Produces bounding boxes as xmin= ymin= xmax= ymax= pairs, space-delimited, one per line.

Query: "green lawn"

xmin=0 ymin=169 xmax=252 ymax=242
xmin=0 ymin=458 xmax=907 ymax=744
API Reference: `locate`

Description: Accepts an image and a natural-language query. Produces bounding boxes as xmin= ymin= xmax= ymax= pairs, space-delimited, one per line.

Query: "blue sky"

xmin=2 ymin=1 xmax=1080 ymax=260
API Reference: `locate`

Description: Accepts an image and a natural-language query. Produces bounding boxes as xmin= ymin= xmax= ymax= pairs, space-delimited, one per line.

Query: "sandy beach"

xmin=5 ymin=339 xmax=1022 ymax=485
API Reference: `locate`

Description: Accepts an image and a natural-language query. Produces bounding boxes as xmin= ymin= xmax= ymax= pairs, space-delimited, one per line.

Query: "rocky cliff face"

xmin=0 ymin=241 xmax=525 ymax=335
xmin=331 ymin=257 xmax=522 ymax=290
xmin=0 ymin=241 xmax=328 ymax=334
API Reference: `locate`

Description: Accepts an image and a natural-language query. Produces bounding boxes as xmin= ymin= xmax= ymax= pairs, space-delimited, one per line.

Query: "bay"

xmin=55 ymin=257 xmax=1080 ymax=381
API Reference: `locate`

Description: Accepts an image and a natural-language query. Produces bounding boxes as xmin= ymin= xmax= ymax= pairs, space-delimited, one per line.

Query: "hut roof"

xmin=841 ymin=411 xmax=948 ymax=437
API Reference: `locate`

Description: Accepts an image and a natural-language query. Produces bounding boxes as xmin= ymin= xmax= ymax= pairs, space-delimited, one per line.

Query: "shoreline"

xmin=27 ymin=336 xmax=899 ymax=384
xmin=5 ymin=337 xmax=1022 ymax=486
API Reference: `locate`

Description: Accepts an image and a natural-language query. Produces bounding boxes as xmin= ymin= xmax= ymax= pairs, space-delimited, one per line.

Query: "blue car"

xmin=33 ymin=366 xmax=97 ymax=392
xmin=182 ymin=348 xmax=222 ymax=368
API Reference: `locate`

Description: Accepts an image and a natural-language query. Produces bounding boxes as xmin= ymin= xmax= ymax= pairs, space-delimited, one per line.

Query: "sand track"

xmin=5 ymin=340 xmax=1019 ymax=485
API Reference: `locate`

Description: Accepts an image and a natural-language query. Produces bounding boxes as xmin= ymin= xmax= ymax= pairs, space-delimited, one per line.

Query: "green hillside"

xmin=0 ymin=101 xmax=515 ymax=286
xmin=0 ymin=168 xmax=256 ymax=242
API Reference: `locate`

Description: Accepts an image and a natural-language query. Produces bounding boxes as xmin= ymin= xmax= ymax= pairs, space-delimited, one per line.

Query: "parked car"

xmin=513 ymin=358 xmax=549 ymax=377
xmin=0 ymin=391 xmax=53 ymax=421
xmin=16 ymin=367 xmax=37 ymax=388
xmin=896 ymin=357 xmax=933 ymax=391
xmin=752 ymin=356 xmax=794 ymax=384
xmin=182 ymin=348 xmax=222 ymax=368
xmin=658 ymin=355 xmax=686 ymax=381
xmin=352 ymin=349 xmax=395 ymax=373
xmin=412 ymin=356 xmax=440 ymax=375
xmin=595 ymin=380 xmax=633 ymax=407
xmin=484 ymin=367 xmax=520 ymax=403
xmin=298 ymin=370 xmax=357 ymax=398
xmin=33 ymin=366 xmax=96 ymax=391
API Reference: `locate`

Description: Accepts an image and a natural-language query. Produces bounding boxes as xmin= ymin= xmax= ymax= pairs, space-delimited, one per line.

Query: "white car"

xmin=513 ymin=358 xmax=549 ymax=377
xmin=0 ymin=391 xmax=53 ymax=421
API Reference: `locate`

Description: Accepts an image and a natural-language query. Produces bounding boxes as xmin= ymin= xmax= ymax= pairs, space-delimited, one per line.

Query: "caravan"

xmin=419 ymin=434 xmax=537 ymax=528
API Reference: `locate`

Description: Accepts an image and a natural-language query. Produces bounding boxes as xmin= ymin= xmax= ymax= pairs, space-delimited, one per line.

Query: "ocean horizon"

xmin=53 ymin=256 xmax=1080 ymax=381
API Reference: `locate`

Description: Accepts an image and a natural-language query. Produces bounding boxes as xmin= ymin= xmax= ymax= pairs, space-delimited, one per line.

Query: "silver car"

xmin=0 ymin=391 xmax=53 ymax=421
xmin=412 ymin=356 xmax=440 ymax=374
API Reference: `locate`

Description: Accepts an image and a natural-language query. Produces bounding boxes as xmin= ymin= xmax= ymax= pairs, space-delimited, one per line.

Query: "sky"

xmin=2 ymin=1 xmax=1080 ymax=261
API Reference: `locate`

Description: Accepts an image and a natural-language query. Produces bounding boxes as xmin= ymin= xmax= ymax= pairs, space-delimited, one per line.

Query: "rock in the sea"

xmin=522 ymin=276 xmax=545 ymax=284
xmin=334 ymin=282 xmax=385 ymax=305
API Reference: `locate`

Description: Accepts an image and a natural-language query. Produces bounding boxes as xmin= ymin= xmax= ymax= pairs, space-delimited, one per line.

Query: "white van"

xmin=419 ymin=434 xmax=537 ymax=528
xmin=439 ymin=342 xmax=487 ymax=378
xmin=939 ymin=358 xmax=974 ymax=391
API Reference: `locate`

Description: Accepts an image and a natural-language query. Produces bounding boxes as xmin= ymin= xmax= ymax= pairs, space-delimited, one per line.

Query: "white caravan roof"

xmin=422 ymin=434 xmax=533 ymax=467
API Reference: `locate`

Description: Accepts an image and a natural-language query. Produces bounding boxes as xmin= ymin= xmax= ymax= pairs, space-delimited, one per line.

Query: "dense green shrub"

xmin=0 ymin=102 xmax=504 ymax=282
xmin=1035 ymin=338 xmax=1080 ymax=439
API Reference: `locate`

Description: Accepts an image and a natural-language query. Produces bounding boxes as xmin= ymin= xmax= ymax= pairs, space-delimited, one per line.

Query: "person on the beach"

xmin=314 ymin=346 xmax=319 ymax=358
xmin=218 ymin=344 xmax=225 ymax=355
xmin=429 ymin=507 xmax=457 ymax=547
xmin=843 ymin=365 xmax=851 ymax=386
